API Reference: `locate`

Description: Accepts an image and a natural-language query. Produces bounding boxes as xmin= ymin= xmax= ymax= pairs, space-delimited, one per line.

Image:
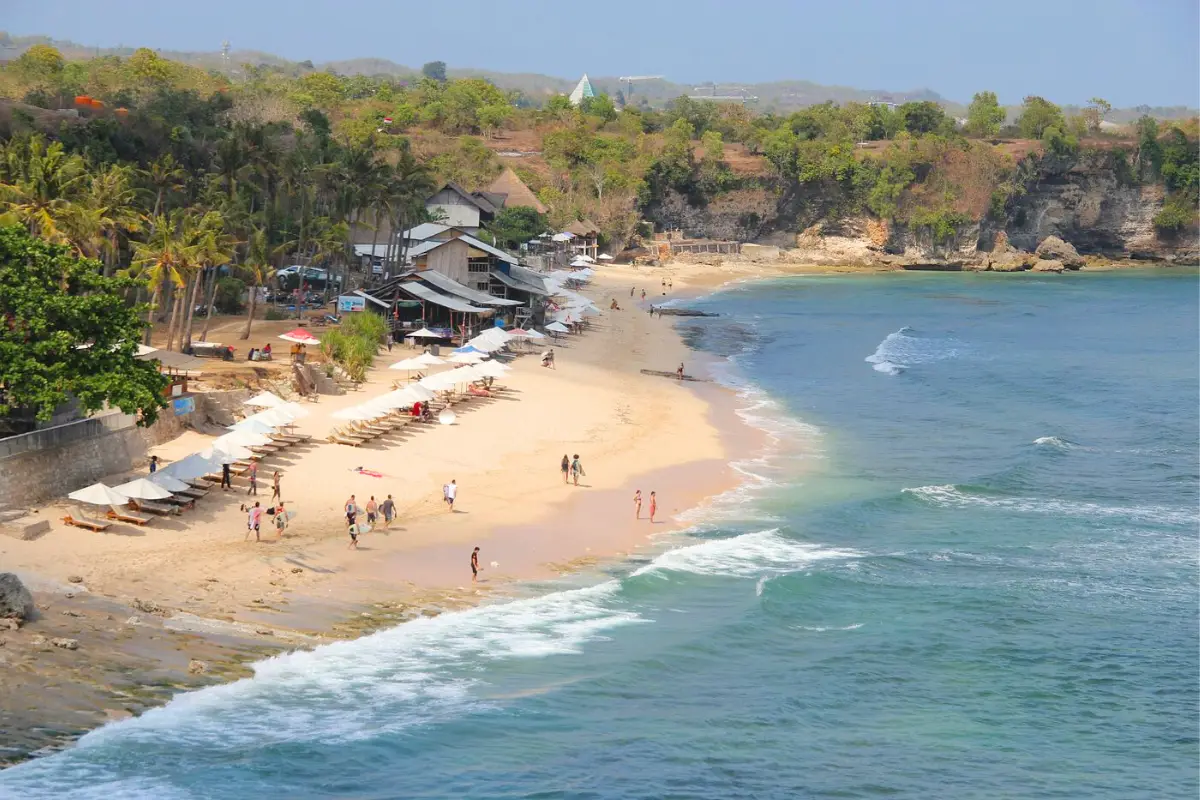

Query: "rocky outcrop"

xmin=0 ymin=573 xmax=34 ymax=620
xmin=1034 ymin=236 xmax=1084 ymax=269
xmin=1031 ymin=259 xmax=1065 ymax=273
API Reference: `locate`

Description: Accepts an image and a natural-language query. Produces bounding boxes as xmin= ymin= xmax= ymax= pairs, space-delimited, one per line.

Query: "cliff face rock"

xmin=647 ymin=148 xmax=1198 ymax=267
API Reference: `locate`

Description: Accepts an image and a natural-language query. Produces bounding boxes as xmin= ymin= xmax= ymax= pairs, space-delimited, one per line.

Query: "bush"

xmin=264 ymin=307 xmax=287 ymax=321
xmin=321 ymin=312 xmax=385 ymax=381
xmin=213 ymin=277 xmax=245 ymax=314
xmin=1153 ymin=198 xmax=1196 ymax=233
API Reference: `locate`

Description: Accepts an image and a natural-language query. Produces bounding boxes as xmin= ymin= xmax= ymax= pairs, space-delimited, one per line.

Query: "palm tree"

xmin=240 ymin=228 xmax=271 ymax=341
xmin=77 ymin=164 xmax=143 ymax=276
xmin=0 ymin=135 xmax=87 ymax=246
xmin=142 ymin=153 xmax=187 ymax=219
xmin=182 ymin=211 xmax=236 ymax=351
xmin=129 ymin=211 xmax=193 ymax=346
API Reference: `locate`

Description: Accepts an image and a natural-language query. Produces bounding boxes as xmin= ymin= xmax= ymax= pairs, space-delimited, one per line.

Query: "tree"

xmin=581 ymin=94 xmax=617 ymax=123
xmin=965 ymin=91 xmax=1005 ymax=138
xmin=240 ymin=228 xmax=271 ymax=340
xmin=0 ymin=225 xmax=168 ymax=429
xmin=898 ymin=101 xmax=949 ymax=136
xmin=488 ymin=206 xmax=545 ymax=249
xmin=129 ymin=210 xmax=194 ymax=345
xmin=0 ymin=135 xmax=88 ymax=246
xmin=422 ymin=61 xmax=447 ymax=82
xmin=1017 ymin=96 xmax=1066 ymax=139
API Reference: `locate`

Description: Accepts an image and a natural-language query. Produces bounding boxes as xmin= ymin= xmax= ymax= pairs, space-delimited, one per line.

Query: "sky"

xmin=6 ymin=0 xmax=1199 ymax=107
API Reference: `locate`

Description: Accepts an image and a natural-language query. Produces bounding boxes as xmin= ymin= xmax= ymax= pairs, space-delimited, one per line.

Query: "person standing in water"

xmin=471 ymin=547 xmax=480 ymax=583
xmin=560 ymin=454 xmax=571 ymax=484
xmin=633 ymin=489 xmax=642 ymax=519
xmin=677 ymin=363 xmax=685 ymax=381
xmin=649 ymin=491 xmax=658 ymax=523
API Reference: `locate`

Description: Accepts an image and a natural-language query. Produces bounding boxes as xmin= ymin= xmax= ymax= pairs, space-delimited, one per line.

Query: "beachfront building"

xmin=424 ymin=182 xmax=499 ymax=234
xmin=564 ymin=218 xmax=601 ymax=260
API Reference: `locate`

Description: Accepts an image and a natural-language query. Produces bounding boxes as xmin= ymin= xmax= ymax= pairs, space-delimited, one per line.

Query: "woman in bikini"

xmin=633 ymin=489 xmax=642 ymax=519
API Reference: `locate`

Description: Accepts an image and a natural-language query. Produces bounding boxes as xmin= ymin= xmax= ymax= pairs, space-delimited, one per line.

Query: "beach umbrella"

xmin=545 ymin=321 xmax=571 ymax=334
xmin=243 ymin=391 xmax=285 ymax=408
xmin=159 ymin=452 xmax=221 ymax=480
xmin=215 ymin=430 xmax=272 ymax=448
xmin=551 ymin=232 xmax=573 ymax=242
xmin=149 ymin=473 xmax=192 ymax=493
xmin=598 ymin=254 xmax=614 ymax=260
xmin=202 ymin=443 xmax=253 ymax=464
xmin=402 ymin=384 xmax=435 ymax=402
xmin=278 ymin=329 xmax=320 ymax=344
xmin=578 ymin=254 xmax=595 ymax=263
xmin=415 ymin=353 xmax=445 ymax=366
xmin=275 ymin=401 xmax=311 ymax=420
xmin=520 ymin=328 xmax=546 ymax=339
xmin=505 ymin=328 xmax=534 ymax=338
xmin=405 ymin=327 xmax=442 ymax=340
xmin=448 ymin=351 xmax=487 ymax=364
xmin=474 ymin=361 xmax=511 ymax=378
xmin=419 ymin=372 xmax=463 ymax=391
xmin=389 ymin=356 xmax=432 ymax=371
xmin=373 ymin=389 xmax=417 ymax=410
xmin=113 ymin=477 xmax=174 ymax=501
xmin=228 ymin=418 xmax=276 ymax=435
xmin=68 ymin=482 xmax=129 ymax=506
xmin=453 ymin=345 xmax=484 ymax=355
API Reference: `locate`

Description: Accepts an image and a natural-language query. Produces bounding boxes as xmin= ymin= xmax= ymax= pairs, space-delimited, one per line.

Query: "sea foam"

xmin=903 ymin=484 xmax=1197 ymax=527
xmin=632 ymin=529 xmax=861 ymax=579
xmin=865 ymin=326 xmax=965 ymax=375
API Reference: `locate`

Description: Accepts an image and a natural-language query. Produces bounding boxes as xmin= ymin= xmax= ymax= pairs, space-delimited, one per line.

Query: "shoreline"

xmin=0 ymin=268 xmax=769 ymax=765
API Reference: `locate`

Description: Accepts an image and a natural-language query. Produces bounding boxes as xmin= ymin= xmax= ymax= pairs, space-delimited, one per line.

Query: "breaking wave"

xmin=903 ymin=484 xmax=1197 ymax=527
xmin=866 ymin=326 xmax=965 ymax=375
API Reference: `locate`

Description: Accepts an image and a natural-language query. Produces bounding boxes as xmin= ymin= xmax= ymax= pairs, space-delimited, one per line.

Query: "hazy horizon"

xmin=6 ymin=0 xmax=1200 ymax=107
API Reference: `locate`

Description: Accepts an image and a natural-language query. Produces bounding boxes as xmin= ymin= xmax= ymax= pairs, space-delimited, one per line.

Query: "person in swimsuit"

xmin=345 ymin=495 xmax=357 ymax=529
xmin=366 ymin=496 xmax=378 ymax=527
xmin=246 ymin=461 xmax=258 ymax=496
xmin=245 ymin=501 xmax=262 ymax=542
xmin=571 ymin=454 xmax=585 ymax=486
xmin=471 ymin=547 xmax=480 ymax=583
xmin=677 ymin=363 xmax=685 ymax=381
xmin=634 ymin=489 xmax=642 ymax=519
xmin=649 ymin=491 xmax=657 ymax=523
xmin=271 ymin=471 xmax=282 ymax=501
xmin=561 ymin=454 xmax=570 ymax=484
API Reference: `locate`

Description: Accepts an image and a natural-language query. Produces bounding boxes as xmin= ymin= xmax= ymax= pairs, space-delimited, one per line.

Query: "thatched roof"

xmin=487 ymin=168 xmax=548 ymax=214
xmin=565 ymin=218 xmax=600 ymax=237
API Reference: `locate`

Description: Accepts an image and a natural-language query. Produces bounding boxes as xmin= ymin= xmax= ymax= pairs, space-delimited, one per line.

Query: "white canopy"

xmin=114 ymin=477 xmax=174 ymax=500
xmin=598 ymin=254 xmax=614 ymax=260
xmin=215 ymin=430 xmax=272 ymax=448
xmin=415 ymin=353 xmax=445 ymax=367
xmin=159 ymin=452 xmax=221 ymax=480
xmin=202 ymin=443 xmax=252 ymax=464
xmin=448 ymin=351 xmax=488 ymax=364
xmin=389 ymin=357 xmax=432 ymax=371
xmin=405 ymin=328 xmax=443 ymax=339
xmin=228 ymin=418 xmax=276 ymax=435
xmin=149 ymin=473 xmax=191 ymax=493
xmin=545 ymin=321 xmax=571 ymax=333
xmin=401 ymin=384 xmax=435 ymax=402
xmin=68 ymin=482 xmax=128 ymax=506
xmin=243 ymin=391 xmax=285 ymax=408
xmin=419 ymin=371 xmax=466 ymax=391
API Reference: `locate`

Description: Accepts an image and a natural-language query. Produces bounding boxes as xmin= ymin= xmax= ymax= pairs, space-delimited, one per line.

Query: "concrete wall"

xmin=0 ymin=420 xmax=147 ymax=510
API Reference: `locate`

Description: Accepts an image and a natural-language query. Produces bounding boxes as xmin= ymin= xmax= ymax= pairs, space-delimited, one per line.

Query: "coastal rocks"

xmin=187 ymin=659 xmax=208 ymax=675
xmin=0 ymin=573 xmax=34 ymax=621
xmin=50 ymin=638 xmax=79 ymax=651
xmin=1032 ymin=258 xmax=1065 ymax=273
xmin=131 ymin=599 xmax=168 ymax=616
xmin=67 ymin=576 xmax=84 ymax=584
xmin=1035 ymin=236 xmax=1084 ymax=270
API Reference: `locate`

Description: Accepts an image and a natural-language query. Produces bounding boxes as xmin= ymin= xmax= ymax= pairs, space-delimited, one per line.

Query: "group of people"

xmin=560 ymin=454 xmax=586 ymax=486
xmin=243 ymin=500 xmax=289 ymax=542
xmin=344 ymin=493 xmax=398 ymax=548
xmin=246 ymin=343 xmax=273 ymax=361
xmin=632 ymin=489 xmax=658 ymax=523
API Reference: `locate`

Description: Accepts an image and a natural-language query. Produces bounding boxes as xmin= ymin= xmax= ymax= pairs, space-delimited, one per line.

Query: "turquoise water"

xmin=3 ymin=271 xmax=1197 ymax=799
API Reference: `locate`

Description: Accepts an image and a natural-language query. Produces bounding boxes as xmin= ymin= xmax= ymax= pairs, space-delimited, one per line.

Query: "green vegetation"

xmin=965 ymin=91 xmax=1005 ymax=138
xmin=0 ymin=224 xmax=167 ymax=427
xmin=320 ymin=311 xmax=386 ymax=381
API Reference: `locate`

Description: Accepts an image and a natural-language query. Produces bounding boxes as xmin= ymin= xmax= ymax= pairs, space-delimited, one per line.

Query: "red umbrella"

xmin=278 ymin=329 xmax=321 ymax=344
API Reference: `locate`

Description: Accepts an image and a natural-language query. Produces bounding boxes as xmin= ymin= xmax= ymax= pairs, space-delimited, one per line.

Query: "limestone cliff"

xmin=647 ymin=147 xmax=1198 ymax=268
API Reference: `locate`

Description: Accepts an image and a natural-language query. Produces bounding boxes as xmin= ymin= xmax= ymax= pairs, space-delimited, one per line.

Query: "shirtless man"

xmin=471 ymin=547 xmax=480 ymax=583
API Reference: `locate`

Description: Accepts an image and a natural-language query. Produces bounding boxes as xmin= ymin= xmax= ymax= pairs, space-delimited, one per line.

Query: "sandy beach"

xmin=0 ymin=262 xmax=781 ymax=761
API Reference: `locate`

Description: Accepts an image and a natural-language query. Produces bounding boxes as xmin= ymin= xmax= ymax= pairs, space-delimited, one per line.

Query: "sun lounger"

xmin=327 ymin=434 xmax=365 ymax=446
xmin=176 ymin=486 xmax=208 ymax=500
xmin=62 ymin=513 xmax=111 ymax=532
xmin=129 ymin=499 xmax=176 ymax=516
xmin=251 ymin=444 xmax=282 ymax=455
xmin=162 ymin=494 xmax=195 ymax=509
xmin=273 ymin=433 xmax=312 ymax=443
xmin=107 ymin=506 xmax=153 ymax=526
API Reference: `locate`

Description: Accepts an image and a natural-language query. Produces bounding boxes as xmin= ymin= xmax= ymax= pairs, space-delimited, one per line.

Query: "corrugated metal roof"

xmin=398 ymin=281 xmax=489 ymax=313
xmin=418 ymin=270 xmax=521 ymax=306
xmin=352 ymin=290 xmax=390 ymax=308
xmin=410 ymin=233 xmax=520 ymax=265
xmin=401 ymin=223 xmax=451 ymax=241
xmin=509 ymin=264 xmax=551 ymax=293
xmin=491 ymin=269 xmax=549 ymax=296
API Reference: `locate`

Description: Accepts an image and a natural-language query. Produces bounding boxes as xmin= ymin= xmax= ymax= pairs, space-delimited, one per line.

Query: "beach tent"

xmin=545 ymin=321 xmax=571 ymax=334
xmin=243 ymin=391 xmax=285 ymax=408
xmin=159 ymin=453 xmax=221 ymax=481
xmin=114 ymin=478 xmax=174 ymax=501
xmin=68 ymin=482 xmax=129 ymax=506
xmin=149 ymin=473 xmax=192 ymax=493
xmin=405 ymin=328 xmax=443 ymax=340
xmin=278 ymin=329 xmax=320 ymax=345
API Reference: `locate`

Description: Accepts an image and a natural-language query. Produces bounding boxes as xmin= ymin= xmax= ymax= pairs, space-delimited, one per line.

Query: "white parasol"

xmin=405 ymin=328 xmax=443 ymax=340
xmin=389 ymin=357 xmax=432 ymax=371
xmin=243 ymin=391 xmax=285 ymax=408
xmin=149 ymin=473 xmax=192 ymax=493
xmin=415 ymin=353 xmax=446 ymax=366
xmin=202 ymin=443 xmax=253 ymax=464
xmin=332 ymin=404 xmax=386 ymax=421
xmin=159 ymin=452 xmax=221 ymax=480
xmin=113 ymin=477 xmax=174 ymax=500
xmin=274 ymin=401 xmax=310 ymax=420
xmin=215 ymin=430 xmax=272 ymax=448
xmin=474 ymin=361 xmax=511 ymax=378
xmin=68 ymin=482 xmax=129 ymax=506
xmin=228 ymin=418 xmax=276 ymax=435
xmin=545 ymin=321 xmax=571 ymax=334
xmin=448 ymin=351 xmax=488 ymax=364
xmin=598 ymin=254 xmax=614 ymax=260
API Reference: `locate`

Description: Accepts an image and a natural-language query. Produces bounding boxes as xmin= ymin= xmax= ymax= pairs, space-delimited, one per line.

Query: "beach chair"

xmin=106 ymin=506 xmax=153 ymax=526
xmin=129 ymin=498 xmax=176 ymax=516
xmin=251 ymin=443 xmax=283 ymax=455
xmin=176 ymin=485 xmax=209 ymax=500
xmin=162 ymin=494 xmax=196 ymax=510
xmin=327 ymin=433 xmax=365 ymax=447
xmin=62 ymin=513 xmax=111 ymax=532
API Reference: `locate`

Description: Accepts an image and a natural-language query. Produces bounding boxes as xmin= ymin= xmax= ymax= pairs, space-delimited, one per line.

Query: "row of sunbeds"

xmin=325 ymin=386 xmax=507 ymax=447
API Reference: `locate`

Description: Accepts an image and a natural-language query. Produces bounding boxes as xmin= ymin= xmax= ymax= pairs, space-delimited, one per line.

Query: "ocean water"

xmin=3 ymin=270 xmax=1197 ymax=799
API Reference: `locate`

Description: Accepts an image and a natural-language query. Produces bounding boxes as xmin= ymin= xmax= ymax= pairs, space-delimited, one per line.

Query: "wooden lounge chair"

xmin=162 ymin=494 xmax=196 ymax=509
xmin=129 ymin=498 xmax=176 ymax=516
xmin=177 ymin=485 xmax=208 ymax=500
xmin=327 ymin=433 xmax=365 ymax=446
xmin=107 ymin=506 xmax=153 ymax=526
xmin=251 ymin=444 xmax=282 ymax=455
xmin=62 ymin=513 xmax=111 ymax=532
xmin=273 ymin=432 xmax=312 ymax=443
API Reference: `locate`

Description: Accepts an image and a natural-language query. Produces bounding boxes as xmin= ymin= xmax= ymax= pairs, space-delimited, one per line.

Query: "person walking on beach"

xmin=471 ymin=547 xmax=480 ymax=583
xmin=149 ymin=455 xmax=158 ymax=474
xmin=634 ymin=489 xmax=643 ymax=519
xmin=345 ymin=495 xmax=358 ymax=530
xmin=380 ymin=494 xmax=396 ymax=529
xmin=640 ymin=289 xmax=646 ymax=301
xmin=271 ymin=470 xmax=281 ymax=502
xmin=246 ymin=461 xmax=258 ymax=496
xmin=272 ymin=501 xmax=288 ymax=536
xmin=649 ymin=491 xmax=657 ymax=523
xmin=630 ymin=286 xmax=635 ymax=298
xmin=444 ymin=479 xmax=458 ymax=511
xmin=347 ymin=520 xmax=359 ymax=549
xmin=571 ymin=454 xmax=585 ymax=487
xmin=677 ymin=363 xmax=685 ymax=381
xmin=220 ymin=461 xmax=232 ymax=490
xmin=366 ymin=496 xmax=378 ymax=528
xmin=561 ymin=454 xmax=571 ymax=484
xmin=245 ymin=501 xmax=262 ymax=542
